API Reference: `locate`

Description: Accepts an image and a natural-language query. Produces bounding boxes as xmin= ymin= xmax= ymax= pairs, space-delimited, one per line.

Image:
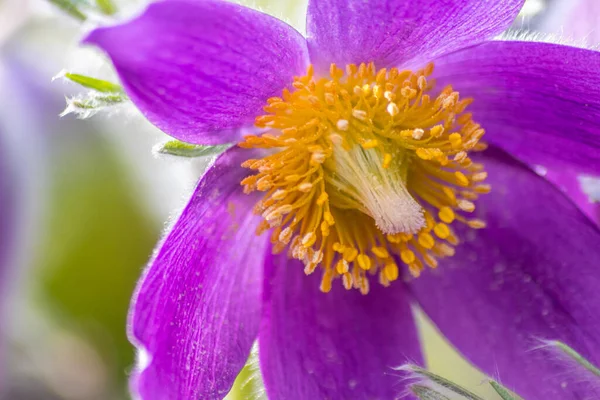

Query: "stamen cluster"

xmin=240 ymin=62 xmax=489 ymax=294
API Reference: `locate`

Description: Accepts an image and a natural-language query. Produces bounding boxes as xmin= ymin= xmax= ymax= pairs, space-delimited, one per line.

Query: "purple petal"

xmin=259 ymin=253 xmax=422 ymax=399
xmin=432 ymin=41 xmax=600 ymax=174
xmin=129 ymin=147 xmax=267 ymax=400
xmin=544 ymin=168 xmax=599 ymax=225
xmin=306 ymin=0 xmax=524 ymax=72
xmin=409 ymin=147 xmax=600 ymax=399
xmin=84 ymin=0 xmax=309 ymax=145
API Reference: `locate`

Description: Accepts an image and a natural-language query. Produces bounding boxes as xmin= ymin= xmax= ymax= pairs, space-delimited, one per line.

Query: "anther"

xmin=301 ymin=232 xmax=317 ymax=248
xmin=342 ymin=273 xmax=353 ymax=290
xmin=472 ymin=172 xmax=488 ymax=182
xmin=430 ymin=125 xmax=444 ymax=137
xmin=387 ymin=102 xmax=400 ymax=116
xmin=352 ymin=109 xmax=368 ymax=121
xmin=311 ymin=152 xmax=326 ymax=164
xmin=357 ymin=254 xmax=372 ymax=270
xmin=279 ymin=227 xmax=293 ymax=244
xmin=343 ymin=247 xmax=359 ymax=262
xmin=400 ymin=249 xmax=416 ymax=264
xmin=467 ymin=219 xmax=486 ymax=229
xmin=361 ymin=139 xmax=379 ymax=149
xmin=384 ymin=262 xmax=399 ymax=281
xmin=416 ymin=148 xmax=433 ymax=160
xmin=454 ymin=171 xmax=469 ymax=187
xmin=458 ymin=200 xmax=475 ymax=212
xmin=336 ymin=259 xmax=349 ymax=274
xmin=433 ymin=223 xmax=450 ymax=239
xmin=264 ymin=205 xmax=293 ymax=221
xmin=438 ymin=207 xmax=455 ymax=223
xmin=448 ymin=133 xmax=462 ymax=148
xmin=454 ymin=151 xmax=467 ymax=162
xmin=412 ymin=128 xmax=425 ymax=140
xmin=335 ymin=119 xmax=350 ymax=132
xmin=272 ymin=189 xmax=287 ymax=200
xmin=372 ymin=246 xmax=389 ymax=259
xmin=316 ymin=192 xmax=329 ymax=206
xmin=418 ymin=233 xmax=435 ymax=249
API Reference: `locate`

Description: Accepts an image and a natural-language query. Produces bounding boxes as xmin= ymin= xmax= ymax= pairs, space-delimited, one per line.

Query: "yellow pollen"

xmin=336 ymin=119 xmax=349 ymax=131
xmin=412 ymin=129 xmax=425 ymax=140
xmin=301 ymin=232 xmax=317 ymax=248
xmin=458 ymin=199 xmax=475 ymax=212
xmin=387 ymin=102 xmax=400 ymax=116
xmin=240 ymin=62 xmax=489 ymax=294
xmin=357 ymin=254 xmax=372 ymax=270
xmin=400 ymin=249 xmax=416 ymax=264
xmin=384 ymin=262 xmax=399 ymax=282
xmin=438 ymin=207 xmax=455 ymax=223
xmin=433 ymin=223 xmax=451 ymax=239
xmin=336 ymin=259 xmax=349 ymax=274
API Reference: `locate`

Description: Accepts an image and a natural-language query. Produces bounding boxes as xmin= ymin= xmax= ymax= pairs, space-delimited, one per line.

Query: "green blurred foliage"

xmin=36 ymin=130 xmax=159 ymax=393
xmin=47 ymin=0 xmax=88 ymax=21
xmin=96 ymin=0 xmax=117 ymax=15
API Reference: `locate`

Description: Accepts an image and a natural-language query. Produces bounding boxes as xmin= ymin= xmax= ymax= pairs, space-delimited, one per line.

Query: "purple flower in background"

xmin=0 ymin=128 xmax=17 ymax=380
xmin=539 ymin=0 xmax=600 ymax=46
xmin=85 ymin=0 xmax=600 ymax=399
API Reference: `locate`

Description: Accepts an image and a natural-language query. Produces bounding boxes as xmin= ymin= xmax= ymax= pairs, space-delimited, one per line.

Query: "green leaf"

xmin=489 ymin=381 xmax=523 ymax=400
xmin=226 ymin=343 xmax=266 ymax=400
xmin=63 ymin=73 xmax=123 ymax=93
xmin=156 ymin=141 xmax=230 ymax=158
xmin=399 ymin=365 xmax=485 ymax=400
xmin=411 ymin=384 xmax=451 ymax=400
xmin=550 ymin=341 xmax=600 ymax=377
xmin=37 ymin=132 xmax=159 ymax=393
xmin=47 ymin=0 xmax=88 ymax=21
xmin=95 ymin=0 xmax=117 ymax=15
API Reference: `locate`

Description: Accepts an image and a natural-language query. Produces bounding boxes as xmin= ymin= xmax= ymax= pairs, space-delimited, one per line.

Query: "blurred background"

xmin=0 ymin=0 xmax=597 ymax=399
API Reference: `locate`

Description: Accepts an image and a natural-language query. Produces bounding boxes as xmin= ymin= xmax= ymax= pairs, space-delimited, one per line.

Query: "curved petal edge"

xmin=84 ymin=0 xmax=309 ymax=145
xmin=129 ymin=147 xmax=267 ymax=400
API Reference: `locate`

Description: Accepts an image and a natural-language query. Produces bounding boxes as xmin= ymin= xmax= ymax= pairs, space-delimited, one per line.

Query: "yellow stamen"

xmin=240 ymin=62 xmax=489 ymax=294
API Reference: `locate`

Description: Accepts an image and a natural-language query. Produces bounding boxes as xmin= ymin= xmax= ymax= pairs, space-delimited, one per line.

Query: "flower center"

xmin=240 ymin=62 xmax=489 ymax=294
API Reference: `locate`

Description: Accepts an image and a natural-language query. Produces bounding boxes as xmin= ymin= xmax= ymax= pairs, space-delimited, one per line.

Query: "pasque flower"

xmin=85 ymin=0 xmax=600 ymax=399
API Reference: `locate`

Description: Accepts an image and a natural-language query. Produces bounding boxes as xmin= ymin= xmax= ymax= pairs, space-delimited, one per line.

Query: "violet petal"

xmin=409 ymin=147 xmax=600 ymax=399
xmin=306 ymin=0 xmax=524 ymax=72
xmin=259 ymin=253 xmax=422 ymax=399
xmin=129 ymin=147 xmax=267 ymax=399
xmin=432 ymin=40 xmax=600 ymax=174
xmin=544 ymin=168 xmax=599 ymax=225
xmin=84 ymin=0 xmax=309 ymax=145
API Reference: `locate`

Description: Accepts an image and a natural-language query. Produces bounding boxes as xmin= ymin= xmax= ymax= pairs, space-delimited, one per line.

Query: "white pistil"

xmin=327 ymin=143 xmax=425 ymax=234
